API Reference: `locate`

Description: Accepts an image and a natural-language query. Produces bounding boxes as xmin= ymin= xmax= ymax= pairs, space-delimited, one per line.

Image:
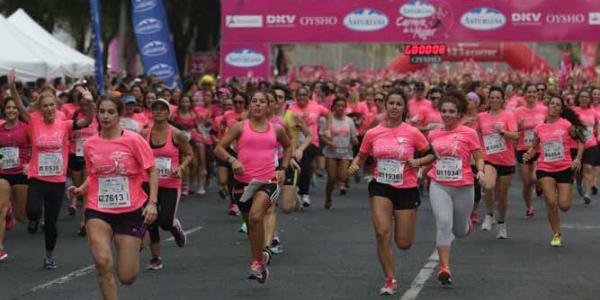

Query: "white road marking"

xmin=561 ymin=223 xmax=600 ymax=230
xmin=400 ymin=251 xmax=439 ymax=300
xmin=21 ymin=225 xmax=204 ymax=298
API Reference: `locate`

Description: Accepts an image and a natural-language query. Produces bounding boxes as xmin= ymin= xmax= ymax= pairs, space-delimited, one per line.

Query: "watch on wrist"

xmin=228 ymin=156 xmax=236 ymax=164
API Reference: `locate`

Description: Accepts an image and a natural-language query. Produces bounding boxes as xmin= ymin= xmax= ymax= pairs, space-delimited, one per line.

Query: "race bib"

xmin=542 ymin=141 xmax=564 ymax=162
xmin=524 ymin=130 xmax=535 ymax=146
xmin=98 ymin=176 xmax=131 ymax=209
xmin=182 ymin=130 xmax=192 ymax=142
xmin=584 ymin=126 xmax=594 ymax=142
xmin=155 ymin=157 xmax=172 ymax=179
xmin=76 ymin=138 xmax=85 ymax=157
xmin=120 ymin=119 xmax=140 ymax=132
xmin=0 ymin=147 xmax=19 ymax=169
xmin=483 ymin=133 xmax=506 ymax=154
xmin=376 ymin=159 xmax=404 ymax=185
xmin=38 ymin=152 xmax=63 ymax=176
xmin=436 ymin=156 xmax=463 ymax=181
xmin=333 ymin=136 xmax=350 ymax=154
xmin=296 ymin=132 xmax=306 ymax=146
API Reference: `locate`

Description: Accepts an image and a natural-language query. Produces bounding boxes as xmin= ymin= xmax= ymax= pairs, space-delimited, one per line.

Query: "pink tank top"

xmin=0 ymin=121 xmax=29 ymax=174
xmin=147 ymin=125 xmax=181 ymax=189
xmin=235 ymin=120 xmax=278 ymax=183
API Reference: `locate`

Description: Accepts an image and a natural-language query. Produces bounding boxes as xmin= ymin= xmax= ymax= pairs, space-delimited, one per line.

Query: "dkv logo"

xmin=400 ymin=1 xmax=436 ymax=19
xmin=142 ymin=41 xmax=168 ymax=57
xmin=460 ymin=7 xmax=506 ymax=30
xmin=225 ymin=49 xmax=265 ymax=68
xmin=135 ymin=18 xmax=162 ymax=34
xmin=343 ymin=8 xmax=389 ymax=32
xmin=132 ymin=0 xmax=157 ymax=13
xmin=148 ymin=64 xmax=175 ymax=78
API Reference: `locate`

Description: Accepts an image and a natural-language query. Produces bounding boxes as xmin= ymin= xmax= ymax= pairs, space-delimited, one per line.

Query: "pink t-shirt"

xmin=120 ymin=113 xmax=148 ymax=133
xmin=27 ymin=120 xmax=73 ymax=182
xmin=573 ymin=107 xmax=598 ymax=149
xmin=84 ymin=130 xmax=155 ymax=214
xmin=69 ymin=113 xmax=98 ymax=156
xmin=345 ymin=101 xmax=369 ymax=116
xmin=534 ymin=118 xmax=575 ymax=172
xmin=360 ymin=123 xmax=429 ymax=189
xmin=428 ymin=125 xmax=481 ymax=187
xmin=223 ymin=110 xmax=246 ymax=128
xmin=60 ymin=103 xmax=78 ymax=120
xmin=505 ymin=96 xmax=525 ymax=113
xmin=30 ymin=110 xmax=66 ymax=123
xmin=235 ymin=121 xmax=280 ymax=184
xmin=475 ymin=111 xmax=517 ymax=166
xmin=514 ymin=104 xmax=547 ymax=150
xmin=416 ymin=106 xmax=443 ymax=129
xmin=408 ymin=98 xmax=432 ymax=119
xmin=0 ymin=121 xmax=30 ymax=174
xmin=288 ymin=101 xmax=329 ymax=147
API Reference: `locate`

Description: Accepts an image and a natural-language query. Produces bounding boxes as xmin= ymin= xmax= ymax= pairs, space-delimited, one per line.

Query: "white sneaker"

xmin=496 ymin=223 xmax=508 ymax=239
xmin=481 ymin=214 xmax=494 ymax=231
xmin=301 ymin=195 xmax=311 ymax=207
xmin=195 ymin=186 xmax=206 ymax=195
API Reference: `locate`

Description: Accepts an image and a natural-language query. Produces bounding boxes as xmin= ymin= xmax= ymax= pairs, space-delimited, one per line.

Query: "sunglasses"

xmin=431 ymin=96 xmax=441 ymax=101
xmin=234 ymin=101 xmax=245 ymax=104
xmin=537 ymin=88 xmax=546 ymax=92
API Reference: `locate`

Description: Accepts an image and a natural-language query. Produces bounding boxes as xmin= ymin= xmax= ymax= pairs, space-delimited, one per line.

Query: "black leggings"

xmin=26 ymin=179 xmax=65 ymax=251
xmin=298 ymin=144 xmax=320 ymax=195
xmin=143 ymin=184 xmax=179 ymax=243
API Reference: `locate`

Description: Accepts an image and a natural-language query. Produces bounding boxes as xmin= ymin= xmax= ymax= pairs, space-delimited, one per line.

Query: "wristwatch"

xmin=228 ymin=156 xmax=237 ymax=164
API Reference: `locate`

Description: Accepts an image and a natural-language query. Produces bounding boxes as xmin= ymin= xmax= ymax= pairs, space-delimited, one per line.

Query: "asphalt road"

xmin=1 ymin=173 xmax=600 ymax=300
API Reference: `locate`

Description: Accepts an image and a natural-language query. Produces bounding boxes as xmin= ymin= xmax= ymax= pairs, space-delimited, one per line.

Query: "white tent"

xmin=8 ymin=8 xmax=95 ymax=78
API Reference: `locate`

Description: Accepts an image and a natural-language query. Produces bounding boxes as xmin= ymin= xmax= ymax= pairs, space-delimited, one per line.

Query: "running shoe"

xmin=481 ymin=214 xmax=494 ymax=231
xmin=43 ymin=256 xmax=57 ymax=269
xmin=295 ymin=195 xmax=304 ymax=211
xmin=5 ymin=207 xmax=15 ymax=231
xmin=0 ymin=249 xmax=8 ymax=261
xmin=437 ymin=264 xmax=452 ymax=286
xmin=268 ymin=238 xmax=284 ymax=254
xmin=339 ymin=184 xmax=347 ymax=195
xmin=550 ymin=233 xmax=562 ymax=247
xmin=27 ymin=220 xmax=39 ymax=234
xmin=218 ymin=188 xmax=228 ymax=200
xmin=239 ymin=221 xmax=248 ymax=234
xmin=526 ymin=207 xmax=535 ymax=218
xmin=363 ymin=175 xmax=372 ymax=183
xmin=379 ymin=277 xmax=397 ymax=295
xmin=593 ymin=185 xmax=598 ymax=195
xmin=262 ymin=249 xmax=272 ymax=266
xmin=78 ymin=226 xmax=87 ymax=237
xmin=248 ymin=261 xmax=269 ymax=284
xmin=535 ymin=186 xmax=543 ymax=197
xmin=576 ymin=184 xmax=584 ymax=197
xmin=228 ymin=203 xmax=241 ymax=216
xmin=324 ymin=200 xmax=332 ymax=209
xmin=147 ymin=257 xmax=163 ymax=270
xmin=195 ymin=186 xmax=206 ymax=195
xmin=470 ymin=210 xmax=480 ymax=224
xmin=583 ymin=195 xmax=591 ymax=205
xmin=496 ymin=223 xmax=508 ymax=239
xmin=68 ymin=205 xmax=76 ymax=216
xmin=301 ymin=195 xmax=311 ymax=207
xmin=171 ymin=219 xmax=187 ymax=248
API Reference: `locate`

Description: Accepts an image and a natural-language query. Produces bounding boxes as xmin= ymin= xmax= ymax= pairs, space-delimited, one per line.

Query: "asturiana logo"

xmin=148 ymin=63 xmax=175 ymax=79
xmin=135 ymin=18 xmax=162 ymax=34
xmin=132 ymin=0 xmax=157 ymax=13
xmin=460 ymin=7 xmax=506 ymax=30
xmin=400 ymin=1 xmax=436 ymax=19
xmin=225 ymin=49 xmax=265 ymax=68
xmin=142 ymin=41 xmax=168 ymax=57
xmin=343 ymin=8 xmax=389 ymax=32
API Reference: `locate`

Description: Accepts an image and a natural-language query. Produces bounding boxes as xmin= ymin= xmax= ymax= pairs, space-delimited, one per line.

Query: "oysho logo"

xmin=460 ymin=7 xmax=506 ymax=30
xmin=343 ymin=8 xmax=389 ymax=32
xmin=400 ymin=1 xmax=436 ymax=19
xmin=511 ymin=12 xmax=542 ymax=24
xmin=225 ymin=49 xmax=265 ymax=68
xmin=225 ymin=15 xmax=263 ymax=28
xmin=590 ymin=12 xmax=600 ymax=25
xmin=266 ymin=15 xmax=296 ymax=26
xmin=132 ymin=0 xmax=156 ymax=13
xmin=300 ymin=16 xmax=338 ymax=26
xmin=141 ymin=41 xmax=168 ymax=57
xmin=545 ymin=14 xmax=585 ymax=24
xmin=135 ymin=18 xmax=162 ymax=34
xmin=148 ymin=64 xmax=175 ymax=79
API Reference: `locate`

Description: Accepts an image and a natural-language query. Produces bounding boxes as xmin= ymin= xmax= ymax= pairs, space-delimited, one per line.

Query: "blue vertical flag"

xmin=131 ymin=0 xmax=181 ymax=88
xmin=89 ymin=0 xmax=105 ymax=95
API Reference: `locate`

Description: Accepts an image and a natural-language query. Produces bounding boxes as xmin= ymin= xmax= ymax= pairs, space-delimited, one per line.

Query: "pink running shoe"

xmin=379 ymin=277 xmax=397 ymax=295
xmin=228 ymin=203 xmax=241 ymax=216
xmin=526 ymin=207 xmax=535 ymax=218
xmin=470 ymin=211 xmax=480 ymax=224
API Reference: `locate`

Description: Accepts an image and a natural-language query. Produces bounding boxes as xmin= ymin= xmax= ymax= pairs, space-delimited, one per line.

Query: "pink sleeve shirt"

xmin=27 ymin=120 xmax=73 ymax=182
xmin=288 ymin=102 xmax=329 ymax=147
xmin=475 ymin=111 xmax=517 ymax=166
xmin=534 ymin=118 xmax=576 ymax=172
xmin=428 ymin=125 xmax=481 ymax=187
xmin=514 ymin=104 xmax=547 ymax=150
xmin=360 ymin=123 xmax=429 ymax=189
xmin=573 ymin=107 xmax=598 ymax=149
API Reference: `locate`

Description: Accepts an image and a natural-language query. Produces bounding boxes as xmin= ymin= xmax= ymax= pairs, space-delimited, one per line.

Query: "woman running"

xmin=145 ymin=98 xmax=193 ymax=270
xmin=68 ymin=96 xmax=158 ymax=299
xmin=572 ymin=89 xmax=598 ymax=205
xmin=215 ymin=91 xmax=292 ymax=284
xmin=428 ymin=92 xmax=484 ymax=286
xmin=348 ymin=89 xmax=434 ymax=295
xmin=321 ymin=97 xmax=358 ymax=208
xmin=523 ymin=95 xmax=584 ymax=247
xmin=27 ymin=87 xmax=93 ymax=269
xmin=119 ymin=94 xmax=147 ymax=134
xmin=475 ymin=86 xmax=518 ymax=238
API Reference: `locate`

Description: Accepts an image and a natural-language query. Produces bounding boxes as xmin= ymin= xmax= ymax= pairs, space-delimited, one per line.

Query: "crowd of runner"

xmin=0 ymin=67 xmax=599 ymax=298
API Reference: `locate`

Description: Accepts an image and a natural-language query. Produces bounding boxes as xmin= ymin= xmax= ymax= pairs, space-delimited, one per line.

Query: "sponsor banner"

xmin=88 ymin=0 xmax=105 ymax=95
xmin=131 ymin=0 xmax=181 ymax=88
xmin=222 ymin=0 xmax=600 ymax=43
xmin=187 ymin=52 xmax=219 ymax=76
xmin=220 ymin=43 xmax=270 ymax=79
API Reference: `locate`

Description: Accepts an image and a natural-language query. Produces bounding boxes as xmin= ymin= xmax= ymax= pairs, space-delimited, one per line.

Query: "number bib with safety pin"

xmin=333 ymin=136 xmax=350 ymax=154
xmin=182 ymin=130 xmax=192 ymax=142
xmin=0 ymin=147 xmax=19 ymax=169
xmin=584 ymin=126 xmax=593 ymax=142
xmin=376 ymin=159 xmax=404 ymax=185
xmin=155 ymin=157 xmax=172 ymax=179
xmin=98 ymin=176 xmax=131 ymax=209
xmin=542 ymin=141 xmax=564 ymax=162
xmin=524 ymin=130 xmax=535 ymax=146
xmin=120 ymin=119 xmax=139 ymax=132
xmin=38 ymin=152 xmax=63 ymax=176
xmin=436 ymin=156 xmax=463 ymax=181
xmin=483 ymin=133 xmax=506 ymax=154
xmin=76 ymin=138 xmax=85 ymax=157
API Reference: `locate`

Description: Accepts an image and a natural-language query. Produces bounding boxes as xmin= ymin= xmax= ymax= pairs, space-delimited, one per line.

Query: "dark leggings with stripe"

xmin=26 ymin=179 xmax=65 ymax=251
xmin=143 ymin=183 xmax=179 ymax=243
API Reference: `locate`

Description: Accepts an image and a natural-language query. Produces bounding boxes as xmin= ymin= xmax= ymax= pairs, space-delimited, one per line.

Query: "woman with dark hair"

xmin=523 ymin=95 xmax=584 ymax=247
xmin=572 ymin=89 xmax=598 ymax=204
xmin=475 ymin=86 xmax=518 ymax=238
xmin=349 ymin=89 xmax=434 ymax=295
